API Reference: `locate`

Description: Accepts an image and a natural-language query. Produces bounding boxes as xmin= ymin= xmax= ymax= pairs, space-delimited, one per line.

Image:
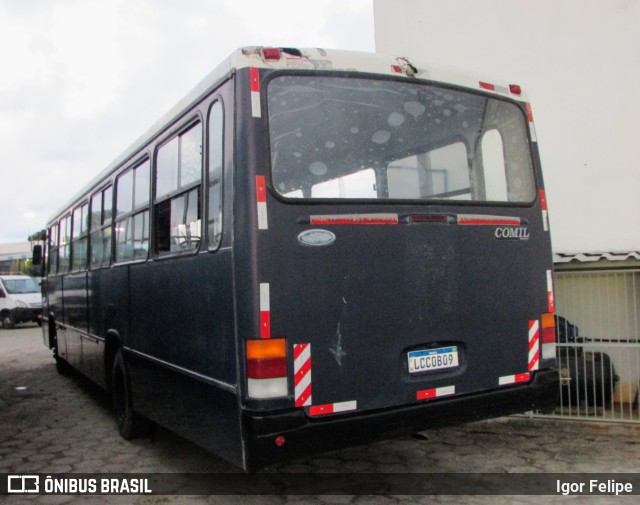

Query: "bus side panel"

xmin=127 ymin=253 xmax=236 ymax=382
xmin=128 ymin=352 xmax=243 ymax=467
xmin=60 ymin=277 xmax=83 ymax=368
xmin=61 ymin=272 xmax=89 ymax=374
xmin=45 ymin=275 xmax=64 ymax=353
xmin=123 ymin=78 xmax=242 ymax=467
xmin=85 ymin=268 xmax=112 ymax=388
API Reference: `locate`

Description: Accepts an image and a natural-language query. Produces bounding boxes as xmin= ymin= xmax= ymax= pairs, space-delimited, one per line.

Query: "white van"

xmin=0 ymin=275 xmax=42 ymax=329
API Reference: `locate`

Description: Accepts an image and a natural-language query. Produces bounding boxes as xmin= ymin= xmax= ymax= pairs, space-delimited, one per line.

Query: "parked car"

xmin=0 ymin=275 xmax=42 ymax=329
xmin=556 ymin=315 xmax=619 ymax=407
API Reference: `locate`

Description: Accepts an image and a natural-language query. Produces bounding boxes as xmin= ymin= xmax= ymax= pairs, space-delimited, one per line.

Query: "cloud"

xmin=0 ymin=0 xmax=374 ymax=242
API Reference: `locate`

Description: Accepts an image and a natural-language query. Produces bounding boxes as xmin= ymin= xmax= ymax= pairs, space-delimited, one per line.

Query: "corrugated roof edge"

xmin=554 ymin=251 xmax=640 ymax=264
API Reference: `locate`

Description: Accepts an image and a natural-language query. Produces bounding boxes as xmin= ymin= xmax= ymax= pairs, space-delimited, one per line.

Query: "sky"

xmin=0 ymin=0 xmax=374 ymax=243
xmin=1 ymin=0 xmax=638 ymax=254
xmin=375 ymin=0 xmax=640 ymax=253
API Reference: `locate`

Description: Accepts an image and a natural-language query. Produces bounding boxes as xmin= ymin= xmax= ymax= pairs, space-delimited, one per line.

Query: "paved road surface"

xmin=2 ymin=325 xmax=639 ymax=504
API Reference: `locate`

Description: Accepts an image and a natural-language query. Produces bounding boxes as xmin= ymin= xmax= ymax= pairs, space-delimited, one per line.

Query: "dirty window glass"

xmin=153 ymin=121 xmax=202 ymax=256
xmin=156 ymin=122 xmax=202 ymax=200
xmin=267 ymin=75 xmax=535 ymax=202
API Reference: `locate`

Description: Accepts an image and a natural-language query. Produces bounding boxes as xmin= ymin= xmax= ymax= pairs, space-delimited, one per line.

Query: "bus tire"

xmin=54 ymin=352 xmax=72 ymax=376
xmin=111 ymin=348 xmax=150 ymax=440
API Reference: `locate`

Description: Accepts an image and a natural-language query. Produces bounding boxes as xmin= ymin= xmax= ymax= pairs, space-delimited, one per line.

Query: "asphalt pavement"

xmin=1 ymin=325 xmax=640 ymax=504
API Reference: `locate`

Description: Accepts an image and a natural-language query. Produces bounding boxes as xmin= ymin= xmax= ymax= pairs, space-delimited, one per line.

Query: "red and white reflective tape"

xmin=457 ymin=214 xmax=521 ymax=226
xmin=416 ymin=385 xmax=455 ymax=401
xmin=293 ymin=343 xmax=312 ymax=407
xmin=250 ymin=67 xmax=261 ymax=118
xmin=546 ymin=270 xmax=555 ymax=313
xmin=479 ymin=81 xmax=513 ymax=95
xmin=309 ymin=213 xmax=399 ymax=225
xmin=259 ymin=282 xmax=270 ymax=339
xmin=528 ymin=320 xmax=540 ymax=372
xmin=256 ymin=175 xmax=268 ymax=230
xmin=526 ymin=103 xmax=537 ymax=142
xmin=499 ymin=373 xmax=531 ymax=386
xmin=539 ymin=189 xmax=549 ymax=232
xmin=309 ymin=400 xmax=357 ymax=417
xmin=307 ymin=213 xmax=525 ymax=227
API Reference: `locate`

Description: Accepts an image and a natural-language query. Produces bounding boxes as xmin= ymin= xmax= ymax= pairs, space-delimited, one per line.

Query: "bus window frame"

xmin=58 ymin=214 xmax=72 ymax=275
xmin=152 ymin=114 xmax=204 ymax=259
xmin=114 ymin=156 xmax=152 ymax=265
xmin=47 ymin=222 xmax=59 ymax=275
xmin=206 ymin=97 xmax=225 ymax=252
xmin=70 ymin=201 xmax=89 ymax=272
xmin=89 ymin=183 xmax=114 ymax=270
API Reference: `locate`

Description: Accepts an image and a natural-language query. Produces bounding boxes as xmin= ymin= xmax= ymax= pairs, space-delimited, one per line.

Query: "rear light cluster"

xmin=541 ymin=312 xmax=556 ymax=359
xmin=246 ymin=339 xmax=288 ymax=399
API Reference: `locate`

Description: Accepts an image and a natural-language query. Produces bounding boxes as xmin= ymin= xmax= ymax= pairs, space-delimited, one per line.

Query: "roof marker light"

xmin=262 ymin=48 xmax=282 ymax=61
xmin=509 ymin=84 xmax=522 ymax=95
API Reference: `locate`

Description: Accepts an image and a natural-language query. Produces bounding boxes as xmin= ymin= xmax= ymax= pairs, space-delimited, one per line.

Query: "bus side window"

xmin=154 ymin=121 xmax=203 ymax=255
xmin=71 ymin=202 xmax=89 ymax=271
xmin=115 ymin=160 xmax=150 ymax=262
xmin=58 ymin=215 xmax=72 ymax=273
xmin=208 ymin=101 xmax=223 ymax=250
xmin=48 ymin=223 xmax=59 ymax=275
xmin=89 ymin=185 xmax=113 ymax=269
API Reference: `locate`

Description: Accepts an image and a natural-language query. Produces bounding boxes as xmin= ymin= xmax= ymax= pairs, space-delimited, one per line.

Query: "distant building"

xmin=0 ymin=242 xmax=33 ymax=274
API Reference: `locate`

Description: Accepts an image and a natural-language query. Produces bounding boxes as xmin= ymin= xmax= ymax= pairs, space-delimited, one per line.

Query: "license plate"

xmin=408 ymin=346 xmax=459 ymax=373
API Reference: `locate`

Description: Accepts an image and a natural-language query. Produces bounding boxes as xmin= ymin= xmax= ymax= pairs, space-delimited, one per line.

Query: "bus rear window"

xmin=267 ymin=75 xmax=535 ymax=203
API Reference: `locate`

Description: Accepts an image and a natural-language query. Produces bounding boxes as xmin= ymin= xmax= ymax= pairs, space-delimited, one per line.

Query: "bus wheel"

xmin=54 ymin=350 xmax=72 ymax=376
xmin=111 ymin=349 xmax=150 ymax=440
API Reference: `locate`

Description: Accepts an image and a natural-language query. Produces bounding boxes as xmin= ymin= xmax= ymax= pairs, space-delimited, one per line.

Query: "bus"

xmin=34 ymin=46 xmax=558 ymax=471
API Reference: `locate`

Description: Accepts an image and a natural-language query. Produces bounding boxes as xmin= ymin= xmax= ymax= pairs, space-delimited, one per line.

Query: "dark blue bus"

xmin=36 ymin=47 xmax=558 ymax=471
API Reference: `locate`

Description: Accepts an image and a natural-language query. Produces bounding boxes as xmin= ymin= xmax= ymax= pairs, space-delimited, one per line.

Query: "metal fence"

xmin=532 ymin=270 xmax=640 ymax=423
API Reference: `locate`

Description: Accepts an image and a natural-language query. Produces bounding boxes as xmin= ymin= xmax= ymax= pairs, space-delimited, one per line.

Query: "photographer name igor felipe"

xmin=557 ymin=478 xmax=634 ymax=496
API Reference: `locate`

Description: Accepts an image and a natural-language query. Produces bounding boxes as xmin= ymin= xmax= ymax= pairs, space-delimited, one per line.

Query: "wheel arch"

xmin=104 ymin=329 xmax=123 ymax=393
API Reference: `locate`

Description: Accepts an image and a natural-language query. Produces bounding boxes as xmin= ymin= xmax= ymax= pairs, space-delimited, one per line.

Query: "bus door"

xmin=250 ymin=73 xmax=555 ymax=417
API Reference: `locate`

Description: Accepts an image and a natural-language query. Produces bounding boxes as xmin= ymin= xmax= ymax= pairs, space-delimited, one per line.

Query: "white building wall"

xmin=373 ymin=0 xmax=640 ymax=254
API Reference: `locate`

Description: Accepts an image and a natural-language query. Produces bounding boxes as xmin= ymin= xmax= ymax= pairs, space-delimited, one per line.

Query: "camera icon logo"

xmin=7 ymin=475 xmax=40 ymax=493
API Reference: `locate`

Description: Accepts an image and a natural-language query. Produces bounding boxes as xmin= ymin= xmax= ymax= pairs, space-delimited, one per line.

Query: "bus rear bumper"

xmin=243 ymin=368 xmax=558 ymax=471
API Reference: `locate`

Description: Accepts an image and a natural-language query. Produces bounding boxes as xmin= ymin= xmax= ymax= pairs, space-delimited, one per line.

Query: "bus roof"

xmin=48 ymin=46 xmax=530 ymax=223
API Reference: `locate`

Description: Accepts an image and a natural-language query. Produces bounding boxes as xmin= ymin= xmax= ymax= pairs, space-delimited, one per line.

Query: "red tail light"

xmin=247 ymin=357 xmax=287 ymax=379
xmin=541 ymin=312 xmax=556 ymax=344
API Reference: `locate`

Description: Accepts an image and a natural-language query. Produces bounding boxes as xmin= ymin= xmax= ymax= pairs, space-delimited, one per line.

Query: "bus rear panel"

xmin=235 ymin=49 xmax=557 ymax=469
